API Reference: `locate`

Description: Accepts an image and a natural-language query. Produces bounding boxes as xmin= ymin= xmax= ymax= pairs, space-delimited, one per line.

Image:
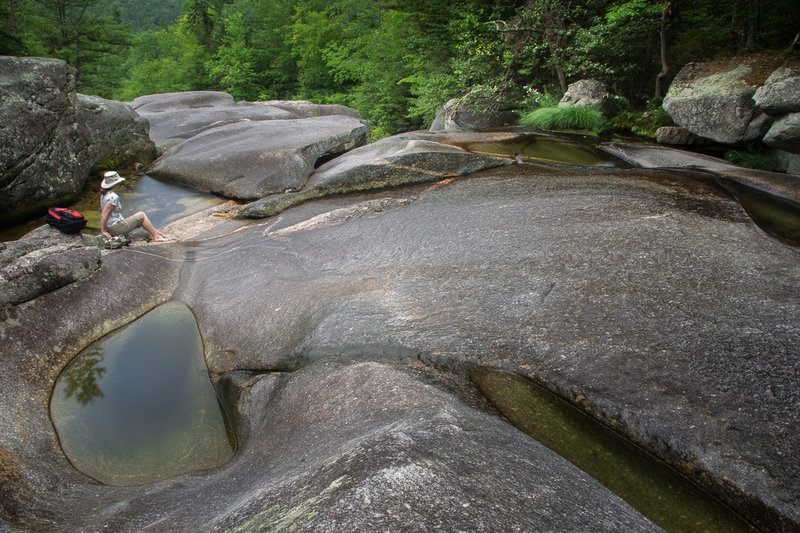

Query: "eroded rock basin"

xmin=50 ymin=302 xmax=234 ymax=486
xmin=1 ymin=157 xmax=799 ymax=532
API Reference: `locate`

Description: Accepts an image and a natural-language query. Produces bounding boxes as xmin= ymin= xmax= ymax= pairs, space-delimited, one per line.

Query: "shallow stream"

xmin=0 ymin=173 xmax=222 ymax=242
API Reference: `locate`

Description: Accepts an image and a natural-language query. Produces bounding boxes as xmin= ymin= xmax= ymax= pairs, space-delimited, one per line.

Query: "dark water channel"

xmin=0 ymin=173 xmax=223 ymax=242
xmin=717 ymin=179 xmax=800 ymax=247
xmin=473 ymin=369 xmax=758 ymax=533
xmin=50 ymin=302 xmax=235 ymax=486
xmin=465 ymin=132 xmax=620 ymax=167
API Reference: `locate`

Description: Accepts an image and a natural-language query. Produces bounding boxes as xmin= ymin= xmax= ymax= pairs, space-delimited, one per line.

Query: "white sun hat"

xmin=101 ymin=171 xmax=125 ymax=189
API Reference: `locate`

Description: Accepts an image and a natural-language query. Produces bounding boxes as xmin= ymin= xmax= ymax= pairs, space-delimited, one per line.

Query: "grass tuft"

xmin=724 ymin=146 xmax=784 ymax=172
xmin=520 ymin=105 xmax=606 ymax=133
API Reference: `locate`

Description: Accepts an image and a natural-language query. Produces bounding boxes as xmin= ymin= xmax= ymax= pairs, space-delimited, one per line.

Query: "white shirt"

xmin=101 ymin=191 xmax=125 ymax=227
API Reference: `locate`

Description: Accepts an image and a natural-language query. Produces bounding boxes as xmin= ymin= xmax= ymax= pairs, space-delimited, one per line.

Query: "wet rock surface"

xmin=1 ymin=146 xmax=799 ymax=531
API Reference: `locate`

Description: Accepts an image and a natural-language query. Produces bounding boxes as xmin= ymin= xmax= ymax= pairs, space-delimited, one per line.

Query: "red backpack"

xmin=44 ymin=207 xmax=87 ymax=234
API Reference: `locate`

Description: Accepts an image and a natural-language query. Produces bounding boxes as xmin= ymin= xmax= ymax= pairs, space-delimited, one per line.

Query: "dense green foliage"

xmin=3 ymin=0 xmax=799 ymax=137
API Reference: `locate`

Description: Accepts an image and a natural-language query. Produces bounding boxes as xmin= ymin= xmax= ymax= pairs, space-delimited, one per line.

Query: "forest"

xmin=2 ymin=0 xmax=799 ymax=139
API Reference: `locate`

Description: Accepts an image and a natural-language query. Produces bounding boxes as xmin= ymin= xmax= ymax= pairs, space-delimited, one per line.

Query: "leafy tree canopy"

xmin=3 ymin=0 xmax=798 ymax=136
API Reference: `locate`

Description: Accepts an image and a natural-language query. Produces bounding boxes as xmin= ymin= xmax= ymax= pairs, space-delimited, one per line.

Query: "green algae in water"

xmin=50 ymin=302 xmax=235 ymax=486
xmin=473 ymin=369 xmax=757 ymax=533
xmin=467 ymin=135 xmax=619 ymax=167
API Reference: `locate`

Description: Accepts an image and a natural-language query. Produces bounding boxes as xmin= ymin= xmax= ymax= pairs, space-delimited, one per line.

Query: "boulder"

xmin=0 ymin=56 xmax=93 ymax=225
xmin=78 ymin=94 xmax=156 ymax=169
xmin=147 ymin=115 xmax=369 ymax=201
xmin=559 ymin=79 xmax=618 ymax=117
xmin=258 ymin=99 xmax=364 ymax=120
xmin=430 ymin=88 xmax=519 ymax=132
xmin=662 ymin=62 xmax=766 ymax=144
xmin=655 ymin=126 xmax=710 ymax=146
xmin=754 ymin=66 xmax=800 ymax=115
xmin=233 ymin=131 xmax=512 ymax=218
xmin=762 ymin=112 xmax=800 ymax=155
xmin=777 ymin=150 xmax=800 ymax=175
xmin=129 ymin=90 xmax=235 ymax=112
xmin=129 ymin=91 xmax=301 ymax=153
xmin=0 ymin=225 xmax=100 ymax=309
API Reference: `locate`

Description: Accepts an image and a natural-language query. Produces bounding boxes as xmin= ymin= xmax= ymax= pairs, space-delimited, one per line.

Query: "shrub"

xmin=724 ymin=146 xmax=784 ymax=172
xmin=607 ymin=97 xmax=673 ymax=140
xmin=520 ymin=105 xmax=606 ymax=133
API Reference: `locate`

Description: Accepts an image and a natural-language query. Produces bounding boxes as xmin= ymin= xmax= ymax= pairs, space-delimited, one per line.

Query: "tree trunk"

xmin=655 ymin=3 xmax=670 ymax=98
xmin=542 ymin=9 xmax=568 ymax=93
xmin=745 ymin=0 xmax=760 ymax=50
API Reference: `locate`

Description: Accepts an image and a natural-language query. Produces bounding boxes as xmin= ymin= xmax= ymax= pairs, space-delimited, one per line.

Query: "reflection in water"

xmin=50 ymin=302 xmax=235 ymax=486
xmin=62 ymin=345 xmax=106 ymax=406
xmin=1 ymin=173 xmax=222 ymax=242
xmin=473 ymin=369 xmax=757 ymax=533
xmin=466 ymin=134 xmax=620 ymax=167
xmin=718 ymin=179 xmax=800 ymax=247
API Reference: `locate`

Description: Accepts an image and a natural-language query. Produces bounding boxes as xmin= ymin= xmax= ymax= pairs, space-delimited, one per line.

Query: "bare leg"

xmin=141 ymin=214 xmax=170 ymax=241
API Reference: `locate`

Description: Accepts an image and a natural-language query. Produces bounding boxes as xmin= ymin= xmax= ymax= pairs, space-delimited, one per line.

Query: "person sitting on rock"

xmin=99 ymin=171 xmax=171 ymax=243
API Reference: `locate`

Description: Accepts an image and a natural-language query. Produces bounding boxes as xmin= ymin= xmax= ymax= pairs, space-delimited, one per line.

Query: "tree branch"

xmin=484 ymin=20 xmax=533 ymax=32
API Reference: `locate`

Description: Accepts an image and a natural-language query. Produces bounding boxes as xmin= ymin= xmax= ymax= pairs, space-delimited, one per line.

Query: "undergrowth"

xmin=724 ymin=145 xmax=784 ymax=172
xmin=520 ymin=105 xmax=606 ymax=134
xmin=607 ymin=97 xmax=673 ymax=139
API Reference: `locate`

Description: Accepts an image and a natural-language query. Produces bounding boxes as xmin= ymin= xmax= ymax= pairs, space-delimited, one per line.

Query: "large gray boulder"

xmin=234 ymin=131 xmax=512 ymax=218
xmin=0 ymin=56 xmax=93 ymax=225
xmin=430 ymin=88 xmax=519 ymax=132
xmin=129 ymin=91 xmax=302 ymax=153
xmin=147 ymin=115 xmax=369 ymax=201
xmin=763 ymin=112 xmax=800 ymax=155
xmin=258 ymin=99 xmax=365 ymax=120
xmin=78 ymin=93 xmax=156 ymax=169
xmin=662 ymin=62 xmax=769 ymax=144
xmin=559 ymin=79 xmax=618 ymax=117
xmin=754 ymin=66 xmax=800 ymax=115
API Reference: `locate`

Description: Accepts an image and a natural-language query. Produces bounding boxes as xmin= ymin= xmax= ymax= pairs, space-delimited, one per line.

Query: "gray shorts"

xmin=108 ymin=212 xmax=145 ymax=236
